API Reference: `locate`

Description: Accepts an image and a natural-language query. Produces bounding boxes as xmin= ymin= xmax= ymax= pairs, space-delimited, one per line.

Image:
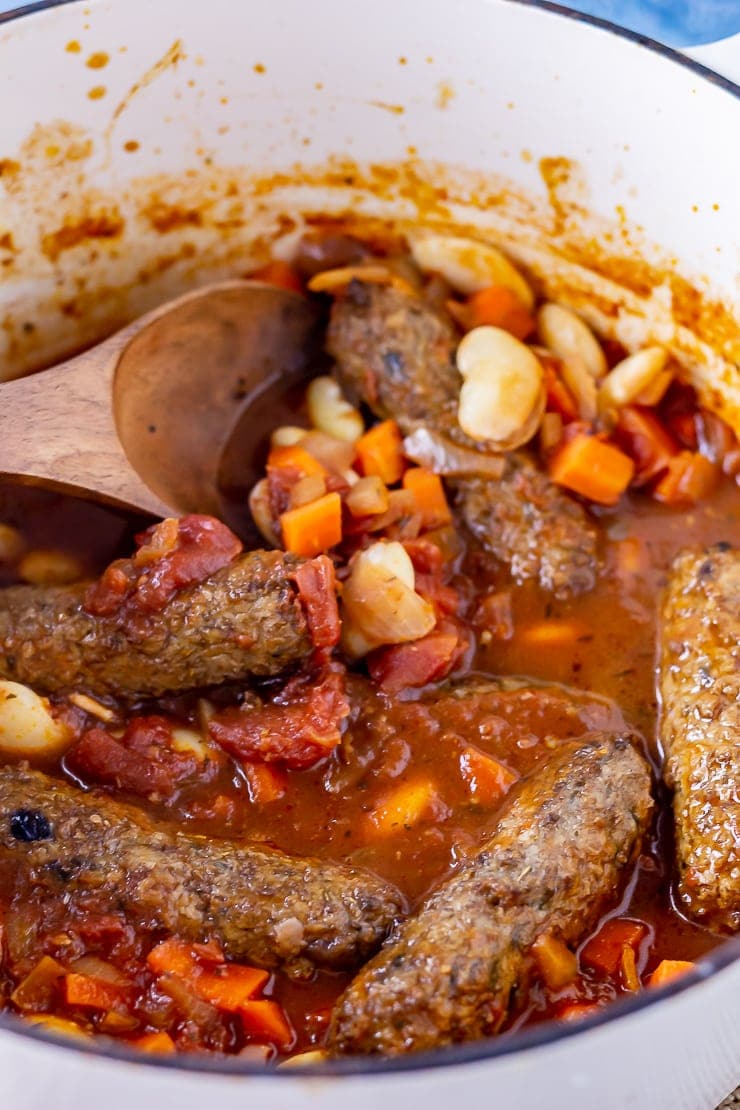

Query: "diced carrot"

xmin=614 ymin=405 xmax=678 ymax=484
xmin=250 ymin=260 xmax=304 ymax=294
xmin=549 ymin=433 xmax=635 ymax=505
xmin=365 ymin=779 xmax=439 ymax=838
xmin=620 ymin=943 xmax=640 ymax=992
xmin=542 ymin=358 xmax=580 ymax=423
xmin=133 ymin=1031 xmax=177 ymax=1054
xmin=615 ymin=536 xmax=647 ymax=578
xmin=459 ymin=747 xmax=518 ymax=807
xmin=648 ymin=960 xmax=696 ymax=988
xmin=243 ymin=762 xmax=287 ymax=804
xmin=464 ymin=284 xmax=535 ymax=340
xmin=652 ymin=451 xmax=717 ymax=506
xmin=516 ymin=619 xmax=591 ymax=649
xmin=580 ymin=918 xmax=647 ymax=976
xmin=355 ymin=420 xmax=405 ymax=485
xmin=267 ymin=444 xmax=326 ymax=478
xmin=367 ymin=631 xmax=461 ymax=693
xmin=147 ymin=938 xmax=197 ymax=980
xmin=280 ymin=491 xmax=342 ymax=557
xmin=11 ymin=956 xmax=66 ymax=1010
xmin=402 ymin=467 xmax=452 ymax=529
xmin=64 ymin=973 xmax=126 ymax=1011
xmin=557 ymin=1002 xmax=600 ymax=1023
xmin=240 ymin=999 xmax=294 ymax=1049
xmin=26 ymin=1014 xmax=88 ymax=1039
xmin=196 ymin=965 xmax=270 ymax=1012
xmin=532 ymin=934 xmax=578 ymax=990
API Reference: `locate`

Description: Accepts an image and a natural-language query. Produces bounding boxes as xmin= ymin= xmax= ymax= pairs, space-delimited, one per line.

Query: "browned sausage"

xmin=0 ymin=550 xmax=313 ymax=699
xmin=659 ymin=544 xmax=740 ymax=933
xmin=327 ymin=281 xmax=599 ymax=597
xmin=328 ymin=733 xmax=653 ymax=1055
xmin=0 ymin=764 xmax=404 ymax=973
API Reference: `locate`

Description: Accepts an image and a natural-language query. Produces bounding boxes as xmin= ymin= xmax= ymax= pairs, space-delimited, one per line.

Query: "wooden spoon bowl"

xmin=0 ymin=281 xmax=322 ymax=519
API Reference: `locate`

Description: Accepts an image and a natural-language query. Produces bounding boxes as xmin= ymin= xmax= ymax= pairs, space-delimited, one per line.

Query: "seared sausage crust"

xmin=328 ymin=734 xmax=653 ymax=1055
xmin=659 ymin=544 xmax=740 ymax=932
xmin=0 ymin=550 xmax=312 ymax=699
xmin=0 ymin=764 xmax=404 ymax=973
xmin=327 ymin=282 xmax=598 ymax=597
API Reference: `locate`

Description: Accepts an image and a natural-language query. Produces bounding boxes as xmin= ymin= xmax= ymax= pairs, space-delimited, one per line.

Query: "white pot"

xmin=0 ymin=1 xmax=738 ymax=1107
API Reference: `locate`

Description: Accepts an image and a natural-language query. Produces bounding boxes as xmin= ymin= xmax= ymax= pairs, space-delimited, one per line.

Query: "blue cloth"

xmin=552 ymin=0 xmax=740 ymax=47
xmin=0 ymin=0 xmax=738 ymax=47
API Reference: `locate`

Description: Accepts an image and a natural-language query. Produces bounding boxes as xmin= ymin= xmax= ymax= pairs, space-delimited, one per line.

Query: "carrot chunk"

xmin=464 ymin=284 xmax=535 ymax=339
xmin=648 ymin=960 xmax=696 ymax=988
xmin=459 ymin=746 xmax=518 ymax=807
xmin=365 ymin=779 xmax=439 ymax=838
xmin=355 ymin=420 xmax=405 ymax=485
xmin=402 ymin=467 xmax=452 ymax=529
xmin=243 ymin=762 xmax=287 ymax=804
xmin=280 ymin=492 xmax=342 ymax=557
xmin=196 ymin=965 xmax=270 ymax=1012
xmin=532 ymin=934 xmax=578 ymax=990
xmin=549 ymin=433 xmax=635 ymax=505
xmin=146 ymin=938 xmax=196 ymax=979
xmin=267 ymin=444 xmax=326 ymax=478
xmin=652 ymin=451 xmax=717 ymax=505
xmin=580 ymin=918 xmax=647 ymax=976
xmin=64 ymin=973 xmax=126 ymax=1011
xmin=516 ymin=619 xmax=591 ymax=649
xmin=240 ymin=999 xmax=294 ymax=1049
xmin=133 ymin=1031 xmax=177 ymax=1054
xmin=250 ymin=260 xmax=304 ymax=294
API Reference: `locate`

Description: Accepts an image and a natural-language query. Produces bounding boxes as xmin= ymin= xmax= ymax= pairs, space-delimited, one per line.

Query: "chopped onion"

xmin=341 ymin=542 xmax=435 ymax=656
xmin=402 ymin=427 xmax=506 ymax=478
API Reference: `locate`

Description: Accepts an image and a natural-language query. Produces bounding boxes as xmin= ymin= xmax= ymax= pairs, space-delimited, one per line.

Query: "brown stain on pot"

xmin=41 ymin=209 xmax=125 ymax=262
xmin=65 ymin=40 xmax=81 ymax=54
xmin=86 ymin=51 xmax=110 ymax=69
xmin=88 ymin=86 xmax=107 ymax=101
xmin=109 ymin=40 xmax=185 ymax=127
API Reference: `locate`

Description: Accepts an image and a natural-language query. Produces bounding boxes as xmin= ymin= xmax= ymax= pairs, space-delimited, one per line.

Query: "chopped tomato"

xmin=84 ymin=516 xmax=242 ymax=621
xmin=208 ymin=666 xmax=350 ymax=768
xmin=69 ymin=716 xmax=209 ymax=799
xmin=614 ymin=406 xmax=679 ymax=484
xmin=292 ymin=556 xmax=341 ymax=652
xmin=367 ymin=630 xmax=462 ymax=693
xmin=541 ymin=357 xmax=580 ymax=422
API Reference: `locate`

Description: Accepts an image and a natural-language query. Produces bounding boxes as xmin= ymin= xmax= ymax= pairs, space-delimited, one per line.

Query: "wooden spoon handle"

xmin=0 ymin=336 xmax=172 ymax=517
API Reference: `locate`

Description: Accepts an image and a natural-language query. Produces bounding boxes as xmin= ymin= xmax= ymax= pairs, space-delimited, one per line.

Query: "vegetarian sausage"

xmin=327 ymin=281 xmax=599 ymax=597
xmin=0 ymin=764 xmax=404 ymax=973
xmin=328 ymin=733 xmax=653 ymax=1055
xmin=0 ymin=550 xmax=313 ymax=699
xmin=659 ymin=544 xmax=740 ymax=933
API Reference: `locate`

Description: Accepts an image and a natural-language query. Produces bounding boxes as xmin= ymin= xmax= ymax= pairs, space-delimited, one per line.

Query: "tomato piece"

xmin=580 ymin=918 xmax=647 ymax=976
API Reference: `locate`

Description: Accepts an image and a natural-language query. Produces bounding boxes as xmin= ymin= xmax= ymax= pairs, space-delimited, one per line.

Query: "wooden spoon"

xmin=0 ymin=281 xmax=322 ymax=518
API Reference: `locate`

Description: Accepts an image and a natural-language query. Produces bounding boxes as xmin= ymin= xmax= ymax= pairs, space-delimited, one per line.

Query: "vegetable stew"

xmin=0 ymin=226 xmax=737 ymax=1063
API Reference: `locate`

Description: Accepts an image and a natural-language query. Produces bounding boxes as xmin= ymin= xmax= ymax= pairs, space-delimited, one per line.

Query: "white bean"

xmin=306 ymin=376 xmax=364 ymax=443
xmin=559 ymin=356 xmax=598 ymax=422
xmin=456 ymin=326 xmax=544 ymax=448
xmin=341 ymin=541 xmax=435 ymax=657
xmin=248 ymin=479 xmax=280 ymax=547
xmin=270 ymin=425 xmax=307 ymax=448
xmin=0 ymin=681 xmax=73 ymax=758
xmin=537 ymin=303 xmax=607 ymax=380
xmin=0 ymin=523 xmax=24 ymax=564
xmin=409 ymin=233 xmax=534 ymax=308
xmin=18 ymin=549 xmax=84 ymax=586
xmin=170 ymin=726 xmax=212 ymax=762
xmin=307 ymin=264 xmax=414 ymax=295
xmin=599 ymin=347 xmax=669 ymax=409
